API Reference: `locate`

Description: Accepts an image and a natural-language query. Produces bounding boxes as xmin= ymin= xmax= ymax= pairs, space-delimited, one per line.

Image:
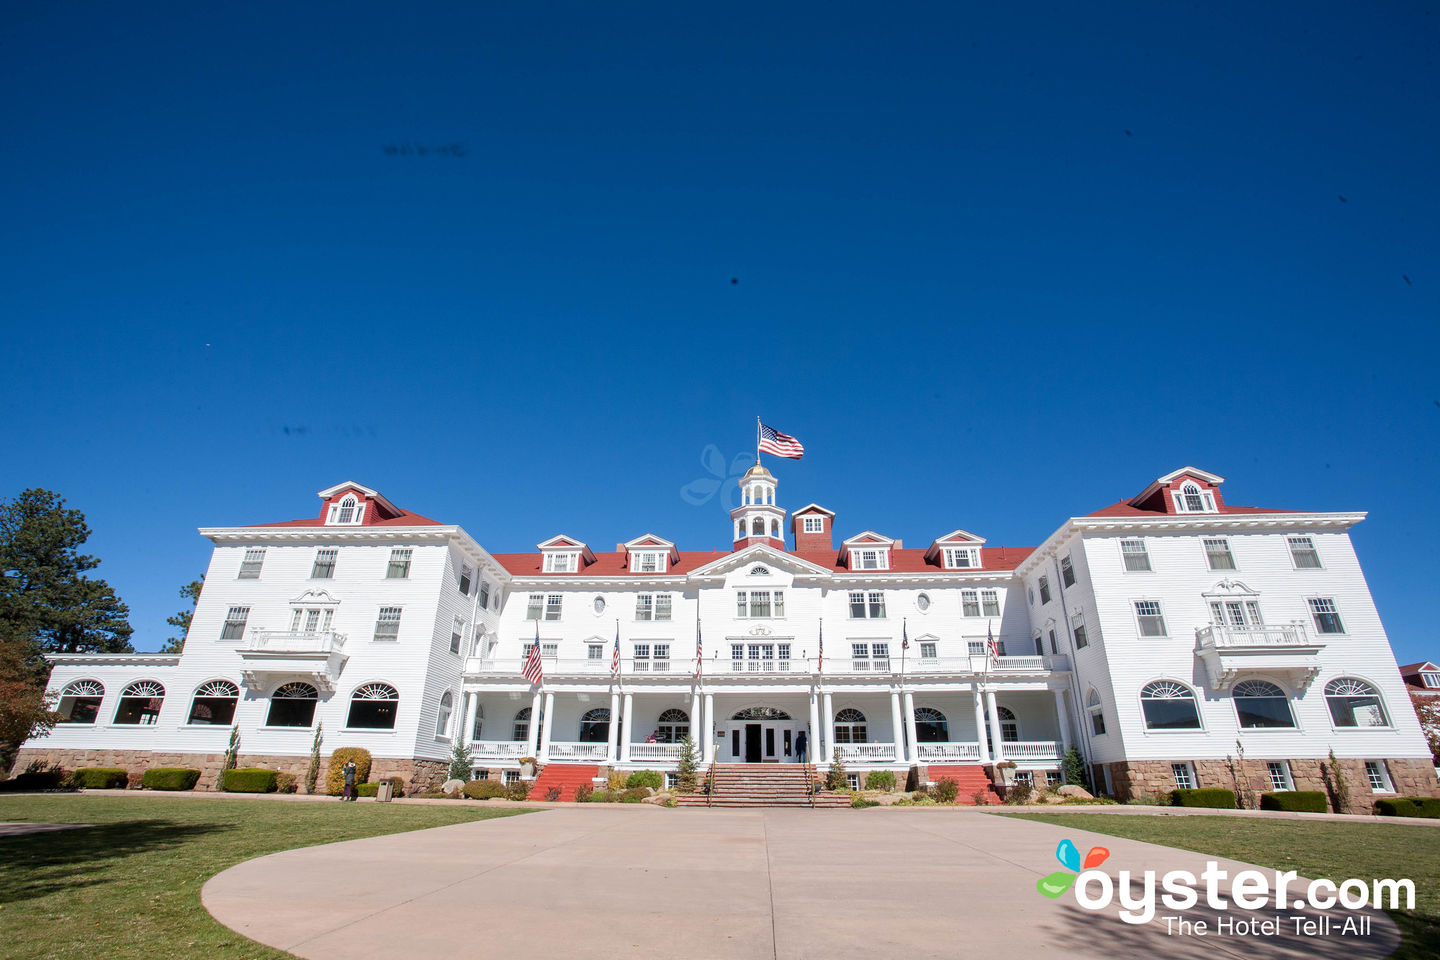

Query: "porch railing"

xmin=546 ymin=741 xmax=608 ymax=761
xmin=629 ymin=743 xmax=683 ymax=761
xmin=469 ymin=740 xmax=527 ymax=759
xmin=996 ymin=740 xmax=1063 ymax=760
xmin=834 ymin=742 xmax=898 ymax=762
xmin=916 ymin=741 xmax=981 ymax=761
xmin=464 ymin=654 xmax=1071 ymax=679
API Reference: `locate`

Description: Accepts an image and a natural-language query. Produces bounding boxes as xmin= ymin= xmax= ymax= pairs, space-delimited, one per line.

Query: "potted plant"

xmin=993 ymin=760 xmax=1018 ymax=786
xmin=518 ymin=757 xmax=537 ymax=779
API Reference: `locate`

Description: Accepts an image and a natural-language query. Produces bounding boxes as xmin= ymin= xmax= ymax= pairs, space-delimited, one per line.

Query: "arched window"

xmin=1174 ymin=482 xmax=1215 ymax=513
xmin=656 ymin=708 xmax=689 ymax=743
xmin=1325 ymin=678 xmax=1389 ymax=727
xmin=997 ymin=706 xmax=1018 ymax=742
xmin=113 ymin=680 xmax=165 ymax=725
xmin=1086 ymin=688 xmax=1106 ymax=735
xmin=513 ymin=706 xmax=532 ymax=742
xmin=1139 ymin=681 xmax=1202 ymax=730
xmin=58 ymin=679 xmax=104 ymax=724
xmin=751 ymin=517 xmax=764 ymax=535
xmin=1182 ymin=483 xmax=1205 ymax=512
xmin=346 ymin=682 xmax=398 ymax=730
xmin=579 ymin=707 xmax=610 ymax=743
xmin=189 ymin=680 xmax=239 ymax=725
xmin=834 ymin=708 xmax=867 ymax=744
xmin=731 ymin=707 xmax=791 ymax=720
xmin=914 ymin=707 xmax=948 ymax=743
xmin=338 ymin=496 xmax=357 ymax=523
xmin=749 ymin=565 xmax=769 ymax=576
xmin=471 ymin=702 xmax=484 ymax=740
xmin=1233 ymin=680 xmax=1294 ymax=729
xmin=770 ymin=519 xmax=780 ymax=538
xmin=435 ymin=691 xmax=454 ymax=737
xmin=266 ymin=682 xmax=318 ymax=727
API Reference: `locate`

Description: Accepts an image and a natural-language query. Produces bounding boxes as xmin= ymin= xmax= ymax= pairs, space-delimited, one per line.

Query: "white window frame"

xmin=1365 ymin=760 xmax=1394 ymax=793
xmin=238 ymin=548 xmax=265 ymax=579
xmin=326 ymin=495 xmax=366 ymax=525
xmin=850 ymin=548 xmax=888 ymax=571
xmin=802 ymin=515 xmax=825 ymax=534
xmin=1422 ymin=672 xmax=1440 ymax=690
xmin=1172 ymin=482 xmax=1217 ymax=513
xmin=1203 ymin=538 xmax=1236 ymax=571
xmin=1288 ymin=535 xmax=1322 ymax=569
xmin=1060 ymin=555 xmax=1075 ymax=587
xmin=960 ymin=590 xmax=980 ymax=618
xmin=1307 ymin=597 xmax=1345 ymax=635
xmin=1087 ymin=689 xmax=1106 ymax=735
xmin=435 ymin=691 xmax=454 ymax=738
xmin=919 ymin=641 xmax=937 ymax=659
xmin=220 ymin=606 xmax=250 ymax=640
xmin=1119 ymin=539 xmax=1151 ymax=572
xmin=1037 ymin=576 xmax=1051 ymax=605
xmin=980 ymin=589 xmax=1000 ymax=618
xmin=542 ymin=551 xmax=577 ymax=573
xmin=1134 ymin=600 xmax=1168 ymax=637
xmin=636 ymin=593 xmax=673 ymax=622
xmin=311 ymin=548 xmax=337 ymax=579
xmin=1171 ymin=761 xmax=1196 ymax=790
xmin=386 ymin=548 xmax=412 ymax=579
xmin=373 ymin=607 xmax=402 ymax=641
xmin=943 ymin=546 xmax=979 ymax=570
xmin=450 ymin=617 xmax=464 ymax=655
xmin=631 ymin=551 xmax=667 ymax=573
xmin=544 ymin=594 xmax=563 ymax=621
xmin=1071 ymin=612 xmax=1088 ymax=649
xmin=459 ymin=565 xmax=472 ymax=595
xmin=1266 ymin=761 xmax=1293 ymax=792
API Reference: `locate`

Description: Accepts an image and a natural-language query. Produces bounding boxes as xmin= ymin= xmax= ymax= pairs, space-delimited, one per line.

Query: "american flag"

xmin=902 ymin=618 xmax=909 ymax=650
xmin=986 ymin=622 xmax=1000 ymax=664
xmin=523 ymin=622 xmax=544 ymax=685
xmin=817 ymin=619 xmax=824 ymax=673
xmin=694 ymin=619 xmax=703 ymax=679
xmin=611 ymin=621 xmax=621 ymax=677
xmin=759 ymin=423 xmax=804 ymax=459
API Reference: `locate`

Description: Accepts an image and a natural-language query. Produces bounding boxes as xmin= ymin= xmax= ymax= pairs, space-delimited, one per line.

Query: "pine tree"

xmin=1060 ymin=746 xmax=1090 ymax=791
xmin=449 ymin=739 xmax=473 ymax=781
xmin=304 ymin=723 xmax=323 ymax=795
xmin=160 ymin=577 xmax=204 ymax=654
xmin=676 ymin=734 xmax=699 ymax=793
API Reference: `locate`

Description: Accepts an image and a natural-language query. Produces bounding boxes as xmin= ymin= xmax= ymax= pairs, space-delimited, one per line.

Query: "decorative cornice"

xmin=45 ymin=652 xmax=182 ymax=666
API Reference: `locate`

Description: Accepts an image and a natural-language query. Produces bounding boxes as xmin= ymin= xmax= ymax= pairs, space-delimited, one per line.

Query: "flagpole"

xmin=755 ymin=416 xmax=761 ymax=466
xmin=900 ymin=616 xmax=907 ymax=678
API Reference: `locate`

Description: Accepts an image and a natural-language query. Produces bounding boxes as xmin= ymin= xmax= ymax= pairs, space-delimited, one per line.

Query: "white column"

xmin=525 ymin=689 xmax=543 ymax=758
xmin=822 ymin=691 xmax=835 ymax=762
xmin=903 ymin=690 xmax=918 ymax=764
xmin=889 ymin=689 xmax=904 ymax=763
xmin=460 ymin=692 xmax=477 ymax=746
xmin=539 ymin=691 xmax=555 ymax=761
xmin=808 ymin=690 xmax=821 ymax=766
xmin=972 ymin=684 xmax=990 ymax=764
xmin=606 ymin=690 xmax=621 ymax=762
xmin=985 ymin=688 xmax=1004 ymax=763
xmin=1053 ymin=688 xmax=1072 ymax=753
xmin=690 ymin=689 xmax=702 ymax=741
xmin=620 ymin=692 xmax=634 ymax=763
xmin=702 ymin=693 xmax=715 ymax=763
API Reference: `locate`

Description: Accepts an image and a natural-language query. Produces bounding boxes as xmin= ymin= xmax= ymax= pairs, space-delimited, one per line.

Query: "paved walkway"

xmin=203 ymin=807 xmax=1400 ymax=959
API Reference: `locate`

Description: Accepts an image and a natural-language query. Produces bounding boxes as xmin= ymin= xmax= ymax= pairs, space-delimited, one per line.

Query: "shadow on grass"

xmin=0 ymin=819 xmax=232 ymax=904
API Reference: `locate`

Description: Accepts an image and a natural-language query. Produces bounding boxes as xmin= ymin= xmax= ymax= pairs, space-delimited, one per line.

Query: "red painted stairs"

xmin=925 ymin=764 xmax=1002 ymax=804
xmin=527 ymin=763 xmax=600 ymax=801
xmin=676 ymin=763 xmax=852 ymax=807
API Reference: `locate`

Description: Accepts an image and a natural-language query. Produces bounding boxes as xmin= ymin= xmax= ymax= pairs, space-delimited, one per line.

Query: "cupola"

xmin=731 ymin=463 xmax=787 ymax=551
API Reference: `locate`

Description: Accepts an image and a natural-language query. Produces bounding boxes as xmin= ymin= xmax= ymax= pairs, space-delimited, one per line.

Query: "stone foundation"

xmin=1104 ymin=756 xmax=1440 ymax=812
xmin=12 ymin=746 xmax=449 ymax=795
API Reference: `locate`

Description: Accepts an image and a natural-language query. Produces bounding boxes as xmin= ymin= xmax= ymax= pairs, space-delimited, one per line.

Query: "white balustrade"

xmin=1195 ymin=623 xmax=1311 ymax=649
xmin=916 ymin=742 xmax=981 ymax=761
xmin=469 ymin=740 xmax=527 ymax=759
xmin=628 ymin=743 xmax=683 ymax=761
xmin=834 ymin=742 xmax=898 ymax=762
xmin=245 ymin=630 xmax=346 ymax=654
xmin=546 ymin=741 xmax=609 ymax=761
xmin=1001 ymin=740 xmax=1062 ymax=759
xmin=461 ymin=652 xmax=1072 ymax=680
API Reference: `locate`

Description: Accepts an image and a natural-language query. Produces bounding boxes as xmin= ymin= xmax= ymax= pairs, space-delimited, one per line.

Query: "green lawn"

xmin=1002 ymin=812 xmax=1440 ymax=958
xmin=0 ymin=795 xmax=531 ymax=960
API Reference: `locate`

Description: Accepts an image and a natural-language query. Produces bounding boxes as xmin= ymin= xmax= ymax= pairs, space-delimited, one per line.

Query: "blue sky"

xmin=1 ymin=3 xmax=1436 ymax=663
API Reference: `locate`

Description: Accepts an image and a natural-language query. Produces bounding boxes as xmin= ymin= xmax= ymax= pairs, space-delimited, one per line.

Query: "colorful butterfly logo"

xmin=1036 ymin=838 xmax=1110 ymax=898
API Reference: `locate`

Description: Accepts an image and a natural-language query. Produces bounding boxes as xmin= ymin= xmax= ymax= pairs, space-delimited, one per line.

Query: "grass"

xmin=1002 ymin=812 xmax=1440 ymax=958
xmin=0 ymin=794 xmax=531 ymax=960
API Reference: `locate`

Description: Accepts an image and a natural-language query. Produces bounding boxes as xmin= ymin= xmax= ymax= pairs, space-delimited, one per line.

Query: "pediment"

xmin=688 ymin=543 xmax=833 ymax=578
xmin=289 ymin=589 xmax=340 ymax=605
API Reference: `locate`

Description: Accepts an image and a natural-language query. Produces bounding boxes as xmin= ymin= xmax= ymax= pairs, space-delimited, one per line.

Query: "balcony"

xmin=237 ymin=630 xmax=348 ymax=692
xmin=1194 ymin=623 xmax=1325 ymax=691
xmin=470 ymin=740 xmax=528 ymax=760
xmin=463 ymin=654 xmax=1069 ymax=682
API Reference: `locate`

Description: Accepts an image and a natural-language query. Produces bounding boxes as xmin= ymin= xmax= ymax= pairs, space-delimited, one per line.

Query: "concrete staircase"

xmin=528 ymin=763 xmax=600 ymax=801
xmin=925 ymin=764 xmax=1001 ymax=804
xmin=676 ymin=763 xmax=852 ymax=808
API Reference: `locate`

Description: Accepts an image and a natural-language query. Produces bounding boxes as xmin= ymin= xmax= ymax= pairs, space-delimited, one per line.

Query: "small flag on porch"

xmin=817 ymin=619 xmax=824 ymax=673
xmin=611 ymin=621 xmax=621 ymax=678
xmin=523 ymin=622 xmax=544 ymax=685
xmin=694 ymin=618 xmax=703 ymax=679
xmin=987 ymin=622 xmax=1000 ymax=664
xmin=759 ymin=422 xmax=805 ymax=459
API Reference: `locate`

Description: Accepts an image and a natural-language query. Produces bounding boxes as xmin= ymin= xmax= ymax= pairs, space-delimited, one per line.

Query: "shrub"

xmin=574 ymin=783 xmax=593 ymax=803
xmin=620 ymin=787 xmax=650 ymax=803
xmin=1061 ymin=746 xmax=1090 ymax=791
xmin=1259 ymin=791 xmax=1327 ymax=813
xmin=826 ymin=757 xmax=848 ymax=792
xmin=607 ymin=770 xmax=627 ymax=791
xmin=448 ymin=740 xmax=473 ymax=782
xmin=1003 ymin=782 xmax=1033 ymax=805
xmin=864 ymin=770 xmax=897 ymax=792
xmin=463 ymin=779 xmax=509 ymax=800
xmin=275 ymin=772 xmax=298 ymax=794
xmin=1374 ymin=797 xmax=1440 ymax=819
xmin=544 ymin=786 xmax=562 ymax=801
xmin=910 ymin=789 xmax=929 ymax=802
xmin=1170 ymin=788 xmax=1237 ymax=809
xmin=850 ymin=794 xmax=880 ymax=808
xmin=505 ymin=781 xmax=530 ymax=801
xmin=387 ymin=776 xmax=405 ymax=797
xmin=142 ymin=768 xmax=201 ymax=791
xmin=222 ymin=768 xmax=279 ymax=793
xmin=971 ymin=789 xmax=991 ymax=806
xmin=1 ymin=761 xmax=74 ymax=792
xmin=931 ymin=777 xmax=960 ymax=804
xmin=1059 ymin=796 xmax=1119 ymax=805
xmin=304 ymin=723 xmax=323 ymax=795
xmin=586 ymin=789 xmax=616 ymax=802
xmin=626 ymin=770 xmax=664 ymax=790
xmin=126 ymin=770 xmax=145 ymax=790
xmin=72 ymin=767 xmax=128 ymax=789
xmin=325 ymin=748 xmax=372 ymax=796
xmin=357 ymin=783 xmax=380 ymax=797
xmin=676 ymin=735 xmax=699 ymax=793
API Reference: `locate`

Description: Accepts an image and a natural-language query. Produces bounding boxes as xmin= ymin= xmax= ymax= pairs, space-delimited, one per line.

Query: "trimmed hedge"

xmin=505 ymin=781 xmax=530 ymax=801
xmin=625 ymin=770 xmax=664 ymax=790
xmin=356 ymin=777 xmax=405 ymax=798
xmin=864 ymin=770 xmax=897 ymax=792
xmin=0 ymin=763 xmax=73 ymax=792
xmin=463 ymin=779 xmax=509 ymax=800
xmin=325 ymin=748 xmax=372 ymax=796
xmin=222 ymin=768 xmax=279 ymax=793
xmin=1374 ymin=797 xmax=1440 ymax=819
xmin=72 ymin=767 xmax=128 ymax=789
xmin=586 ymin=789 xmax=617 ymax=803
xmin=619 ymin=787 xmax=651 ymax=803
xmin=1259 ymin=791 xmax=1327 ymax=813
xmin=142 ymin=768 xmax=201 ymax=791
xmin=1170 ymin=788 xmax=1236 ymax=809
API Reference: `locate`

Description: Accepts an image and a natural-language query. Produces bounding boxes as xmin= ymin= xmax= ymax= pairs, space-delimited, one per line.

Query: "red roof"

xmin=491 ymin=545 xmax=1034 ymax=576
xmin=248 ymin=511 xmax=444 ymax=528
xmin=1085 ymin=501 xmax=1302 ymax=519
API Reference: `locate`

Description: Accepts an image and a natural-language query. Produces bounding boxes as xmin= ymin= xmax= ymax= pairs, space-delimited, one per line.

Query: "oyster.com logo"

xmin=1037 ymin=838 xmax=1110 ymax=898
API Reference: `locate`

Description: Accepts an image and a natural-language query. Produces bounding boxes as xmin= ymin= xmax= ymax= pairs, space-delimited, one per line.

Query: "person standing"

xmin=795 ymin=729 xmax=808 ymax=764
xmin=342 ymin=759 xmax=357 ymax=801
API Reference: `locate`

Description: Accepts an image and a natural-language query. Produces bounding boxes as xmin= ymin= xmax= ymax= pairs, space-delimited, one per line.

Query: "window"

xmin=1173 ymin=482 xmax=1216 ymax=513
xmin=656 ymin=708 xmax=689 ymax=743
xmin=1365 ymin=761 xmax=1394 ymax=793
xmin=1048 ymin=629 xmax=1058 ymax=654
xmin=543 ymin=552 xmax=577 ymax=573
xmin=220 ymin=606 xmax=250 ymax=640
xmin=1326 ymin=678 xmax=1389 ymax=727
xmin=632 ymin=551 xmax=666 ymax=573
xmin=327 ymin=495 xmax=365 ymax=525
xmin=1028 ymin=587 xmax=1035 ymax=605
xmin=1060 ymin=555 xmax=1075 ymax=587
xmin=522 ymin=642 xmax=559 ymax=661
xmin=1423 ymin=672 xmax=1440 ymax=690
xmin=266 ymin=682 xmax=318 ymax=727
xmin=1120 ymin=539 xmax=1151 ymax=572
xmin=1288 ymin=536 xmax=1322 ymax=569
xmin=737 ymin=590 xmax=782 ymax=618
xmin=1134 ymin=601 xmax=1168 ymax=637
xmin=851 ymin=549 xmax=888 ymax=570
xmin=289 ymin=606 xmax=333 ymax=635
xmin=238 ymin=548 xmax=265 ymax=579
xmin=459 ymin=565 xmax=472 ymax=595
xmin=633 ymin=643 xmax=671 ymax=672
xmin=1071 ymin=613 xmax=1088 ymax=649
xmin=1139 ymin=680 xmax=1202 ymax=730
xmin=1233 ymin=680 xmax=1295 ymax=728
xmin=57 ymin=680 xmax=104 ymax=724
xmin=1171 ymin=762 xmax=1196 ymax=790
xmin=1209 ymin=599 xmax=1264 ymax=627
xmin=1038 ymin=576 xmax=1051 ymax=605
xmin=981 ymin=590 xmax=1000 ymax=617
xmin=833 ymin=708 xmax=867 ymax=744
xmin=1266 ymin=761 xmax=1293 ymax=792
xmin=914 ymin=707 xmax=948 ymax=742
xmin=373 ymin=607 xmax=402 ymax=641
xmin=943 ymin=546 xmax=979 ymax=569
xmin=916 ymin=592 xmax=931 ymax=612
xmin=479 ymin=581 xmax=491 ymax=609
xmin=919 ymin=641 xmax=937 ymax=659
xmin=435 ymin=692 xmax=454 ymax=737
xmin=961 ymin=590 xmax=980 ymax=617
xmin=1308 ymin=598 xmax=1344 ymax=634
xmin=635 ymin=594 xmax=673 ymax=621
xmin=526 ymin=594 xmax=543 ymax=620
xmin=113 ymin=680 xmax=165 ymax=725
xmin=188 ymin=680 xmax=239 ymax=725
xmin=578 ymin=708 xmax=610 ymax=743
xmin=588 ymin=643 xmax=604 ymax=660
xmin=544 ymin=594 xmax=562 ymax=621
xmin=450 ymin=617 xmax=464 ymax=655
xmin=997 ymin=706 xmax=1018 ymax=742
xmin=1203 ymin=538 xmax=1235 ymax=571
xmin=513 ymin=707 xmax=532 ymax=742
xmin=471 ymin=704 xmax=484 ymax=741
xmin=347 ymin=683 xmax=399 ymax=729
xmin=849 ymin=591 xmax=884 ymax=618
xmin=386 ymin=548 xmax=412 ymax=579
xmin=311 ymin=548 xmax=337 ymax=579
xmin=802 ymin=515 xmax=825 ymax=533
xmin=1087 ymin=689 xmax=1106 ymax=735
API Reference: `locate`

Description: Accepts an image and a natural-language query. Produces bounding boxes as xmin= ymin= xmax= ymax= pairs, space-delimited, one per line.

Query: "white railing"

xmin=917 ymin=742 xmax=982 ymax=760
xmin=546 ymin=741 xmax=609 ymax=761
xmin=834 ymin=742 xmax=898 ymax=762
xmin=469 ymin=740 xmax=527 ymax=759
xmin=720 ymin=659 xmax=805 ymax=675
xmin=1195 ymin=623 xmax=1312 ymax=649
xmin=629 ymin=743 xmax=683 ymax=761
xmin=463 ymin=653 xmax=1071 ymax=680
xmin=244 ymin=630 xmax=346 ymax=654
xmin=996 ymin=740 xmax=1062 ymax=760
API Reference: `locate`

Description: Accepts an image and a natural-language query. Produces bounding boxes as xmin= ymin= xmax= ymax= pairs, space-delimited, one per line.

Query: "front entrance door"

xmin=744 ymin=724 xmax=763 ymax=762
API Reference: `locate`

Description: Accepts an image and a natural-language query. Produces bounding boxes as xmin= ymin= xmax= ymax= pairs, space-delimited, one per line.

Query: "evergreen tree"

xmin=676 ymin=734 xmax=699 ymax=793
xmin=448 ymin=739 xmax=473 ymax=781
xmin=0 ymin=640 xmax=63 ymax=773
xmin=160 ymin=577 xmax=204 ymax=654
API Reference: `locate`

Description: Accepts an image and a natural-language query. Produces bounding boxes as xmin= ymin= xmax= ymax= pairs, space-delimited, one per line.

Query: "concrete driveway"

xmin=203 ymin=806 xmax=1400 ymax=960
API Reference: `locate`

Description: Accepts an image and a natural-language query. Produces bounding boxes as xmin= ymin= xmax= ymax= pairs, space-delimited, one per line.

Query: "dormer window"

xmin=543 ymin=552 xmax=578 ymax=573
xmin=326 ymin=494 xmax=366 ymax=525
xmin=802 ymin=515 xmax=824 ymax=534
xmin=1172 ymin=482 xmax=1217 ymax=513
xmin=632 ymin=551 xmax=667 ymax=573
xmin=943 ymin=547 xmax=979 ymax=570
xmin=851 ymin=548 xmax=888 ymax=571
xmin=1422 ymin=671 xmax=1440 ymax=690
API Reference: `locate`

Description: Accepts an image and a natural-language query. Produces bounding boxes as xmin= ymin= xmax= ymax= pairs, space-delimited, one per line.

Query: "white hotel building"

xmin=19 ymin=466 xmax=1438 ymax=807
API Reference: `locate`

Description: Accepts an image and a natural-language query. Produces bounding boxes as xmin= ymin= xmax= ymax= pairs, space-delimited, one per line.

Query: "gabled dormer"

xmin=924 ymin=529 xmax=987 ymax=570
xmin=791 ymin=503 xmax=835 ymax=552
xmin=537 ymin=535 xmax=595 ymax=574
xmin=841 ymin=531 xmax=896 ymax=571
xmin=1129 ymin=466 xmax=1227 ymax=515
xmin=622 ymin=534 xmax=679 ymax=574
xmin=318 ymin=481 xmax=402 ymax=526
